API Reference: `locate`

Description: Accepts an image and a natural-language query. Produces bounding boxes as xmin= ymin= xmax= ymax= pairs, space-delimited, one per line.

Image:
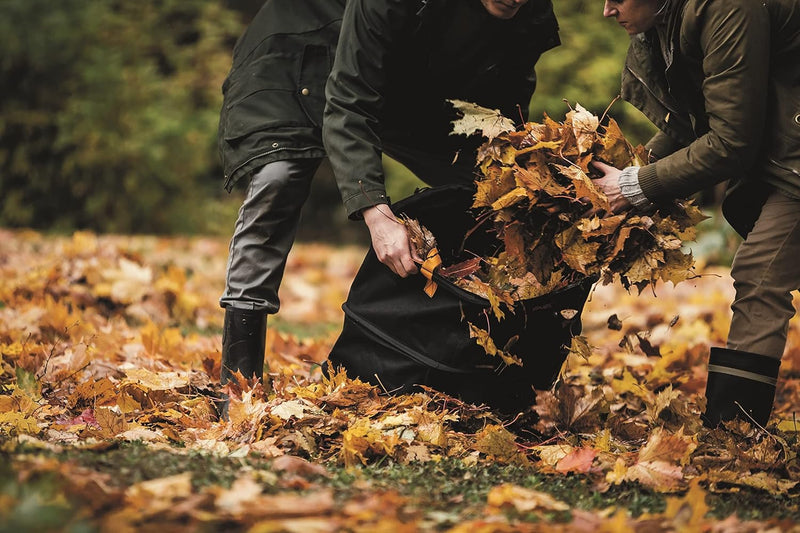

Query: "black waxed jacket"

xmin=324 ymin=0 xmax=560 ymax=217
xmin=218 ymin=0 xmax=345 ymax=191
xmin=219 ymin=0 xmax=560 ymax=209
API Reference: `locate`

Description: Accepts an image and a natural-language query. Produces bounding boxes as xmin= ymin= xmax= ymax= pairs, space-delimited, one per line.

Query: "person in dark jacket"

xmin=215 ymin=0 xmax=560 ymax=417
xmin=593 ymin=0 xmax=800 ymax=428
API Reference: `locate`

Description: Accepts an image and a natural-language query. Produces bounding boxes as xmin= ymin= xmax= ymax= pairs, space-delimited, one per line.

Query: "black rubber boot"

xmin=217 ymin=308 xmax=267 ymax=420
xmin=702 ymin=347 xmax=780 ymax=428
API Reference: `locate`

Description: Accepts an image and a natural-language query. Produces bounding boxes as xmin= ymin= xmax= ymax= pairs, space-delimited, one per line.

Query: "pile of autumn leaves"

xmin=440 ymin=101 xmax=705 ymax=305
xmin=1 ymin=230 xmax=799 ymax=531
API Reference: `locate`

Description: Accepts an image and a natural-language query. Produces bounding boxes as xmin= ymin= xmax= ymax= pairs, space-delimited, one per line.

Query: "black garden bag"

xmin=327 ymin=185 xmax=595 ymax=413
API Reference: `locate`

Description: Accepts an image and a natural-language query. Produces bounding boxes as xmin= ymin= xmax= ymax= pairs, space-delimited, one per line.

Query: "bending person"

xmin=216 ymin=0 xmax=560 ymax=417
xmin=593 ymin=0 xmax=800 ymax=427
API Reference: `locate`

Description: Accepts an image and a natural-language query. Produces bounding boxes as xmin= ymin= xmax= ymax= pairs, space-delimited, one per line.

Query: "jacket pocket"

xmin=297 ymin=44 xmax=332 ymax=129
xmin=221 ymin=54 xmax=308 ymax=141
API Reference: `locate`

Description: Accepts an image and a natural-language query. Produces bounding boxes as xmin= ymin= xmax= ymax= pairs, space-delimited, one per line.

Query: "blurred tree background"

xmin=0 ymin=0 xmax=698 ymax=243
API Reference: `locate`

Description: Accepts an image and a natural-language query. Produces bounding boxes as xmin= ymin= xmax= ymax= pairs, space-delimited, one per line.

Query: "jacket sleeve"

xmin=637 ymin=1 xmax=771 ymax=203
xmin=323 ymin=0 xmax=411 ymax=219
xmin=645 ymin=131 xmax=682 ymax=161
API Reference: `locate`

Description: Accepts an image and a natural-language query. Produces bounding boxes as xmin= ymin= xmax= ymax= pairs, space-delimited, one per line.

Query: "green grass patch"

xmin=269 ymin=317 xmax=341 ymax=339
xmin=4 ymin=442 xmax=797 ymax=529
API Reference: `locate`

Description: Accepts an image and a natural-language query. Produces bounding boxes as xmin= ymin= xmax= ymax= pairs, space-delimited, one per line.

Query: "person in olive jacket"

xmin=215 ymin=0 xmax=560 ymax=417
xmin=593 ymin=0 xmax=800 ymax=428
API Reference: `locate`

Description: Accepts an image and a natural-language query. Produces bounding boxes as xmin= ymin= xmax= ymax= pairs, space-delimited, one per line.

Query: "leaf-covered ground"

xmin=1 ymin=228 xmax=799 ymax=532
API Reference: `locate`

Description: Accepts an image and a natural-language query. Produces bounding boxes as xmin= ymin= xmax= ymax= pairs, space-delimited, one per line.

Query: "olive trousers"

xmin=727 ymin=189 xmax=800 ymax=359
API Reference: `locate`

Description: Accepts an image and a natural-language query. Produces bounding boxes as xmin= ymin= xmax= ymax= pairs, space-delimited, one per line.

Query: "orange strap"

xmin=420 ymin=247 xmax=441 ymax=298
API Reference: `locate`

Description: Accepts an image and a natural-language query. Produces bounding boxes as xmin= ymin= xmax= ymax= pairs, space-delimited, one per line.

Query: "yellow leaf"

xmin=0 ymin=411 xmax=40 ymax=435
xmin=663 ymin=479 xmax=709 ymax=532
xmin=568 ymin=335 xmax=593 ymax=360
xmin=486 ymin=483 xmax=570 ymax=513
xmin=125 ymin=472 xmax=193 ymax=514
xmin=474 ymin=424 xmax=529 ymax=466
xmin=776 ymin=418 xmax=800 ymax=433
xmin=606 ymin=457 xmax=630 ymax=485
xmin=708 ymin=470 xmax=798 ymax=495
xmin=597 ymin=118 xmax=636 ymax=168
xmin=491 ymin=187 xmax=528 ymax=211
xmin=122 ymin=368 xmax=189 ymax=391
xmin=610 ymin=368 xmax=650 ymax=400
xmin=646 ymin=385 xmax=682 ymax=422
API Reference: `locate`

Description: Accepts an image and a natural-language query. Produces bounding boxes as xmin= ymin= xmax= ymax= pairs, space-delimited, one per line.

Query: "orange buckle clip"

xmin=420 ymin=247 xmax=441 ymax=298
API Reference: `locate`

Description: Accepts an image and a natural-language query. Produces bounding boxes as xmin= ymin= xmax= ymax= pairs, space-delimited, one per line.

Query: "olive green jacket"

xmin=622 ymin=0 xmax=800 ymax=236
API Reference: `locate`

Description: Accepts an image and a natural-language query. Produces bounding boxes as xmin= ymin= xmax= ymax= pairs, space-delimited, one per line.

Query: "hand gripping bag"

xmin=326 ymin=185 xmax=595 ymax=413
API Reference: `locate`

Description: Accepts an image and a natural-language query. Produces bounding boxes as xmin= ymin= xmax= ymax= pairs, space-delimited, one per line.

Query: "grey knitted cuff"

xmin=618 ymin=166 xmax=651 ymax=209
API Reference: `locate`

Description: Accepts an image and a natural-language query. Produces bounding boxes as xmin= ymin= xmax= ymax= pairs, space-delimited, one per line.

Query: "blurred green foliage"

xmin=0 ymin=0 xmax=242 ymax=234
xmin=0 ymin=0 xmax=658 ymax=238
xmin=532 ymin=0 xmax=657 ymax=145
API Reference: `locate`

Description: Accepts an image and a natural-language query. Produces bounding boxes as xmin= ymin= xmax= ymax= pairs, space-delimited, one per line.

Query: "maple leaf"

xmin=477 ymin=138 xmax=519 ymax=167
xmin=568 ymin=335 xmax=592 ymax=361
xmin=400 ymin=215 xmax=437 ymax=260
xmin=555 ymin=163 xmax=610 ymax=212
xmin=541 ymin=384 xmax=606 ymax=432
xmin=554 ymin=227 xmax=601 ymax=275
xmin=617 ymin=427 xmax=696 ymax=492
xmin=566 ymin=103 xmax=599 ymax=155
xmin=514 ymin=155 xmax=563 ymax=197
xmin=0 ymin=411 xmax=40 ymax=435
xmin=596 ymin=118 xmax=635 ymax=168
xmin=501 ymin=222 xmax=526 ymax=264
xmin=624 ymin=459 xmax=685 ymax=492
xmin=473 ymin=165 xmax=516 ymax=208
xmin=707 ymin=470 xmax=799 ymax=495
xmin=474 ymin=424 xmax=530 ymax=466
xmin=658 ymin=250 xmax=695 ymax=285
xmin=341 ymin=418 xmax=400 ymax=467
xmin=582 ymin=213 xmax=626 ymax=238
xmin=646 ymin=385 xmax=682 ymax=422
xmin=638 ymin=426 xmax=696 ymax=465
xmin=449 ymin=99 xmax=516 ymax=140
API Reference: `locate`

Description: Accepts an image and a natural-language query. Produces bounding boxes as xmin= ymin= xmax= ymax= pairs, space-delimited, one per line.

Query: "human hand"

xmin=591 ymin=160 xmax=633 ymax=214
xmin=362 ymin=204 xmax=422 ymax=277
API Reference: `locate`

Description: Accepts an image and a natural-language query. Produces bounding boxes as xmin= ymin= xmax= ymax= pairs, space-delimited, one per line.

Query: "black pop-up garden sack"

xmin=326 ymin=185 xmax=595 ymax=413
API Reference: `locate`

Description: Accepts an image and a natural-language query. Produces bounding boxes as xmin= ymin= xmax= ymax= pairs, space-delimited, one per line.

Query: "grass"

xmin=2 ymin=441 xmax=797 ymax=532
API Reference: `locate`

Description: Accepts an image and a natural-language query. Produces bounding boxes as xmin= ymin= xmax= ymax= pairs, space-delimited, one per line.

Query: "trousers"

xmin=220 ymin=143 xmax=475 ymax=312
xmin=727 ymin=189 xmax=800 ymax=359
